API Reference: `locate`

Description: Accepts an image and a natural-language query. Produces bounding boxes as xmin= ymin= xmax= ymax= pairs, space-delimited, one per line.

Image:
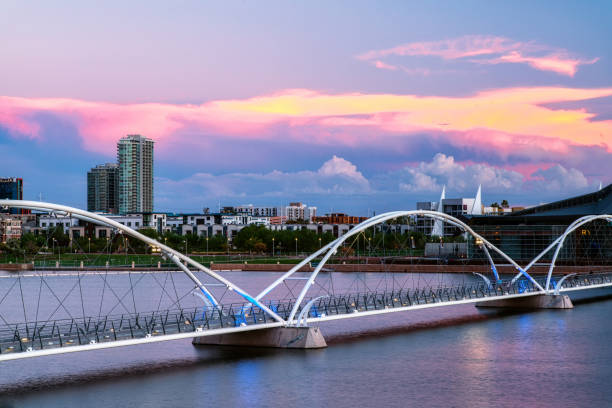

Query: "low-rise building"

xmin=285 ymin=202 xmax=317 ymax=222
xmin=312 ymin=213 xmax=368 ymax=225
xmin=236 ymin=205 xmax=280 ymax=217
xmin=106 ymin=214 xmax=144 ymax=229
xmin=0 ymin=214 xmax=22 ymax=243
xmin=38 ymin=215 xmax=79 ymax=233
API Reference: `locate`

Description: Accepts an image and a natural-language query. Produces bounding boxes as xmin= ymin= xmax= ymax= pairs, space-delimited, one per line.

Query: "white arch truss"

xmin=0 ymin=200 xmax=285 ymax=323
xmin=512 ymin=214 xmax=612 ymax=293
xmin=254 ymin=210 xmax=544 ymax=325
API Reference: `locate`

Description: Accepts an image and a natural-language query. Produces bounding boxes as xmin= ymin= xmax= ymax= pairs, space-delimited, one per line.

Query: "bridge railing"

xmin=0 ymin=273 xmax=579 ymax=356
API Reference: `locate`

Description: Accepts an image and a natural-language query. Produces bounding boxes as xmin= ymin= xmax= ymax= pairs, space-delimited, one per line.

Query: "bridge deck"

xmin=1 ymin=272 xmax=611 ymax=361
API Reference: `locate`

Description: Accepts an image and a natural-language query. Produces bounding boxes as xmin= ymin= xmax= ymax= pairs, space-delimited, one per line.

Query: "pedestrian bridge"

xmin=0 ymin=200 xmax=610 ymax=361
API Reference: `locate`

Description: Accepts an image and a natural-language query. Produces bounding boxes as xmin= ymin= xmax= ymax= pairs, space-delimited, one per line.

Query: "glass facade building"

xmin=0 ymin=178 xmax=23 ymax=214
xmin=117 ymin=135 xmax=154 ymax=214
xmin=87 ymin=163 xmax=119 ymax=214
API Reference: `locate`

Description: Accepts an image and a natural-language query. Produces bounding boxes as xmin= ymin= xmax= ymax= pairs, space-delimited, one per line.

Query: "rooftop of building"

xmin=119 ymin=134 xmax=154 ymax=143
xmin=509 ymin=184 xmax=612 ymax=217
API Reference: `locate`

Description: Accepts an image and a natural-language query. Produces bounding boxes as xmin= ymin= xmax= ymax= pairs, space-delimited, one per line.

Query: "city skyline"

xmin=0 ymin=1 xmax=610 ymax=213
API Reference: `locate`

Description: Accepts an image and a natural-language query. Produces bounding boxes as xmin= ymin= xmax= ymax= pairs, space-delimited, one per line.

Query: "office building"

xmin=467 ymin=184 xmax=612 ymax=263
xmin=0 ymin=177 xmax=24 ymax=214
xmin=117 ymin=135 xmax=154 ymax=214
xmin=87 ymin=164 xmax=119 ymax=213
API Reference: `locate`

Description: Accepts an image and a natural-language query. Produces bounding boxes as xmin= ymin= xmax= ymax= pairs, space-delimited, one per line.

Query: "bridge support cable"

xmin=428 ymin=214 xmax=501 ymax=285
xmin=480 ymin=244 xmax=500 ymax=284
xmin=0 ymin=200 xmax=285 ymax=324
xmin=163 ymin=251 xmax=219 ymax=308
xmin=286 ymin=210 xmax=543 ymax=325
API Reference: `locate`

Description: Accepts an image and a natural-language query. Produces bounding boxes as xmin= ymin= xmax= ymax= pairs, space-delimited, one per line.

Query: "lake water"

xmin=1 ymin=271 xmax=611 ymax=407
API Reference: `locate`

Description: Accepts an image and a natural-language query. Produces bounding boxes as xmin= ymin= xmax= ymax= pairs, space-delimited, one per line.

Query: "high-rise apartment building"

xmin=0 ymin=177 xmax=24 ymax=214
xmin=117 ymin=135 xmax=154 ymax=214
xmin=87 ymin=163 xmax=119 ymax=213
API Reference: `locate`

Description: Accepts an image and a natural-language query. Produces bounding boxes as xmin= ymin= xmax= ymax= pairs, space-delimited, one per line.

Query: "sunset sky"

xmin=1 ymin=1 xmax=611 ymax=213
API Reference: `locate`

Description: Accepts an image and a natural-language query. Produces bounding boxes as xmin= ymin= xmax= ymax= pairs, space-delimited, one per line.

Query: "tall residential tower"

xmin=117 ymin=135 xmax=154 ymax=214
xmin=87 ymin=163 xmax=119 ymax=213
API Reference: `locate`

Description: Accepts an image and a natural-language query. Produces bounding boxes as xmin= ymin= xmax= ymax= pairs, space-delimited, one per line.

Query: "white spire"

xmin=471 ymin=184 xmax=482 ymax=215
xmin=432 ymin=185 xmax=446 ymax=236
xmin=599 ymin=182 xmax=603 ymax=191
xmin=437 ymin=185 xmax=446 ymax=212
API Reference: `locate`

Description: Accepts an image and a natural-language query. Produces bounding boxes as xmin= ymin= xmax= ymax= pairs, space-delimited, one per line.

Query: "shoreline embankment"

xmin=0 ymin=263 xmax=609 ymax=275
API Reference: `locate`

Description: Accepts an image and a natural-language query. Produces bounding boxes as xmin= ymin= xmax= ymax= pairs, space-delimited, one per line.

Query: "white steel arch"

xmin=256 ymin=210 xmax=503 ymax=302
xmin=0 ymin=200 xmax=285 ymax=323
xmin=253 ymin=210 xmax=543 ymax=325
xmin=509 ymin=215 xmax=612 ymax=292
xmin=543 ymin=215 xmax=612 ymax=292
xmin=510 ymin=215 xmax=598 ymax=284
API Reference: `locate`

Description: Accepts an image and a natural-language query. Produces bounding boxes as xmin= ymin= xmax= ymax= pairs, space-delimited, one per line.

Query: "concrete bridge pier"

xmin=192 ymin=326 xmax=328 ymax=349
xmin=476 ymin=294 xmax=573 ymax=309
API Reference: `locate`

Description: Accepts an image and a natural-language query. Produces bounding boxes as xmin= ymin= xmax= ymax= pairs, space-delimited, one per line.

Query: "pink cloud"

xmin=0 ymin=86 xmax=610 ymax=161
xmin=372 ymin=60 xmax=398 ymax=71
xmin=358 ymin=35 xmax=520 ymax=60
xmin=357 ymin=35 xmax=599 ymax=76
xmin=475 ymin=51 xmax=599 ymax=77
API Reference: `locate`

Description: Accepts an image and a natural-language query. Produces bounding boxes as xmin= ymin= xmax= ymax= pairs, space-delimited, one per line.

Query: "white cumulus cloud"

xmin=392 ymin=153 xmax=524 ymax=193
xmin=156 ymin=156 xmax=371 ymax=210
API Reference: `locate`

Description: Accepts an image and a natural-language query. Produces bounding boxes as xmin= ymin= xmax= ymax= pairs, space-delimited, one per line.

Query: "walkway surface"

xmin=1 ymin=272 xmax=611 ymax=361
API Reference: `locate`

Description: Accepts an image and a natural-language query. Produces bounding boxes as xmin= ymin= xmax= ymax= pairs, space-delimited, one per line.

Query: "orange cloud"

xmin=0 ymin=86 xmax=610 ymax=156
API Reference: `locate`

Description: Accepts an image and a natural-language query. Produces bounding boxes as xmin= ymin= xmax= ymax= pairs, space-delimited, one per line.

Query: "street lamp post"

xmin=368 ymin=237 xmax=371 ymax=256
xmin=272 ymin=237 xmax=275 ymax=258
xmin=184 ymin=240 xmax=187 ymax=255
xmin=318 ymin=237 xmax=322 ymax=249
xmin=206 ymin=237 xmax=209 ymax=256
xmin=295 ymin=237 xmax=298 ymax=257
xmin=88 ymin=237 xmax=91 ymax=253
